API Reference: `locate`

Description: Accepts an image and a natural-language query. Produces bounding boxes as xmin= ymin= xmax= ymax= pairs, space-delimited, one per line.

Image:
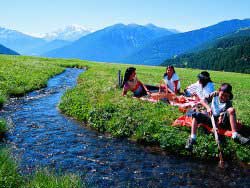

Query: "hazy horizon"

xmin=1 ymin=0 xmax=250 ymax=36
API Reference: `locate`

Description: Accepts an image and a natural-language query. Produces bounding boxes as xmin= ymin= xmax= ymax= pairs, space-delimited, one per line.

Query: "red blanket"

xmin=173 ymin=115 xmax=242 ymax=137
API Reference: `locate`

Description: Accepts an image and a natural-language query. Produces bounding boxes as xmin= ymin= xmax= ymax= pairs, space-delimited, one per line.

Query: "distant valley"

xmin=1 ymin=19 xmax=250 ymax=74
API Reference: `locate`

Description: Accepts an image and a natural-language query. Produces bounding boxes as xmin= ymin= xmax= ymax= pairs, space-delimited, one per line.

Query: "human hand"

xmin=192 ymin=92 xmax=198 ymax=97
xmin=146 ymin=90 xmax=151 ymax=96
xmin=217 ymin=115 xmax=224 ymax=126
xmin=207 ymin=108 xmax=212 ymax=116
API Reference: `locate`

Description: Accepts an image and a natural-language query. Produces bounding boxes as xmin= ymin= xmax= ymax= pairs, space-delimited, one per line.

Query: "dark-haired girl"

xmin=163 ymin=66 xmax=181 ymax=94
xmin=121 ymin=67 xmax=150 ymax=97
xmin=184 ymin=71 xmax=214 ymax=100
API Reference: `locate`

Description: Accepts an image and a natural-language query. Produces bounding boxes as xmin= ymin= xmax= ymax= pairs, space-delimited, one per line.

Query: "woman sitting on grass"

xmin=185 ymin=83 xmax=249 ymax=151
xmin=184 ymin=71 xmax=214 ymax=100
xmin=163 ymin=65 xmax=181 ymax=94
xmin=121 ymin=67 xmax=150 ymax=98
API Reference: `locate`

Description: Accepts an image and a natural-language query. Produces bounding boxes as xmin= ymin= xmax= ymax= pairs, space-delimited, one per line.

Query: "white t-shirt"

xmin=186 ymin=81 xmax=214 ymax=100
xmin=211 ymin=96 xmax=226 ymax=116
xmin=164 ymin=73 xmax=181 ymax=92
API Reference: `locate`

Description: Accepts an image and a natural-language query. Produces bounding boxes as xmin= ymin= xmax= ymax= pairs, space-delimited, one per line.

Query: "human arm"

xmin=200 ymin=99 xmax=212 ymax=116
xmin=173 ymin=80 xmax=179 ymax=94
xmin=139 ymin=80 xmax=151 ymax=95
xmin=122 ymin=87 xmax=128 ymax=96
xmin=163 ymin=77 xmax=175 ymax=94
xmin=217 ymin=114 xmax=224 ymax=125
xmin=122 ymin=83 xmax=129 ymax=96
xmin=201 ymin=91 xmax=217 ymax=116
xmin=171 ymin=73 xmax=180 ymax=94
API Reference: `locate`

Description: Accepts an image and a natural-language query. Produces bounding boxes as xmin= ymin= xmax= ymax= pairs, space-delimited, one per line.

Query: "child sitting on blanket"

xmin=184 ymin=71 xmax=214 ymax=100
xmin=163 ymin=65 xmax=181 ymax=94
xmin=121 ymin=67 xmax=150 ymax=98
xmin=185 ymin=83 xmax=249 ymax=151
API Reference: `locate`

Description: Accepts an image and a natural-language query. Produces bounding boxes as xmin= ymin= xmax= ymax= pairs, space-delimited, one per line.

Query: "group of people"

xmin=121 ymin=66 xmax=249 ymax=150
xmin=121 ymin=66 xmax=214 ymax=100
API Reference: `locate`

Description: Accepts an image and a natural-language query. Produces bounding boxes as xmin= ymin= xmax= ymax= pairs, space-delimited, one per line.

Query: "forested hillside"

xmin=124 ymin=19 xmax=250 ymax=65
xmin=162 ymin=34 xmax=250 ymax=73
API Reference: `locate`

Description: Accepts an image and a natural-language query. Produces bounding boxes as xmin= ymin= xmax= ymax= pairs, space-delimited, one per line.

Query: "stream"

xmin=0 ymin=68 xmax=249 ymax=187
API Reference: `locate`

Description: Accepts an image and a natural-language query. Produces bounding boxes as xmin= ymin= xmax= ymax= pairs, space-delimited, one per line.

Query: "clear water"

xmin=0 ymin=68 xmax=249 ymax=187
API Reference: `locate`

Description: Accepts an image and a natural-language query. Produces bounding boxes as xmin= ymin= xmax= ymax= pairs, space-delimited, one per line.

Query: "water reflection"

xmin=0 ymin=68 xmax=249 ymax=187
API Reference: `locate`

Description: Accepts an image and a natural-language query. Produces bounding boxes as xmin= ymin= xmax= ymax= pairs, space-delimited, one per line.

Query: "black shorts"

xmin=192 ymin=112 xmax=212 ymax=125
xmin=186 ymin=110 xmax=230 ymax=129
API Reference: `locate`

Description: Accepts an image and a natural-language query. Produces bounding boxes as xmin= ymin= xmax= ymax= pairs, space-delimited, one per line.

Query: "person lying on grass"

xmin=121 ymin=67 xmax=151 ymax=98
xmin=185 ymin=83 xmax=249 ymax=151
xmin=163 ymin=65 xmax=181 ymax=94
xmin=184 ymin=71 xmax=215 ymax=100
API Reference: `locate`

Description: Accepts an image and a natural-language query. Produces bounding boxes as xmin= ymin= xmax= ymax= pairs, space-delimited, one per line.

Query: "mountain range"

xmin=43 ymin=19 xmax=250 ymax=65
xmin=0 ymin=25 xmax=92 ymax=55
xmin=161 ymin=28 xmax=250 ymax=73
xmin=123 ymin=19 xmax=250 ymax=65
xmin=1 ymin=19 xmax=250 ymax=68
xmin=44 ymin=23 xmax=177 ymax=62
xmin=41 ymin=24 xmax=92 ymax=41
xmin=0 ymin=27 xmax=45 ymax=54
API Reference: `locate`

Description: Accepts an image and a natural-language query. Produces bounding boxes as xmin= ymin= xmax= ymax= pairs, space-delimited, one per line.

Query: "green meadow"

xmin=0 ymin=55 xmax=85 ymax=187
xmin=0 ymin=54 xmax=250 ymax=186
xmin=57 ymin=57 xmax=250 ymax=163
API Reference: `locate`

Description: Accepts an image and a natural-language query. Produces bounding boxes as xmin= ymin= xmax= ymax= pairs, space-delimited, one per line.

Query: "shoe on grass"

xmin=185 ymin=137 xmax=196 ymax=151
xmin=233 ymin=134 xmax=250 ymax=145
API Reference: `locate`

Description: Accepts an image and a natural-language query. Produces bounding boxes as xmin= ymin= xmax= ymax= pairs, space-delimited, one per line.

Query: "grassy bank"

xmin=0 ymin=55 xmax=63 ymax=107
xmin=57 ymin=57 xmax=250 ymax=163
xmin=0 ymin=147 xmax=83 ymax=188
xmin=0 ymin=53 xmax=250 ymax=179
xmin=0 ymin=55 xmax=85 ymax=187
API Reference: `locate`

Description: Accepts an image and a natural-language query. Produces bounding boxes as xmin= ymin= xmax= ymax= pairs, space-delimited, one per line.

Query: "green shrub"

xmin=0 ymin=148 xmax=24 ymax=188
xmin=25 ymin=170 xmax=84 ymax=188
xmin=0 ymin=119 xmax=7 ymax=133
xmin=0 ymin=147 xmax=85 ymax=188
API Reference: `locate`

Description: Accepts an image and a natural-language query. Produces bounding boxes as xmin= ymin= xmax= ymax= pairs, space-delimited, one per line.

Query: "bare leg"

xmin=191 ymin=118 xmax=198 ymax=136
xmin=228 ymin=107 xmax=237 ymax=132
xmin=185 ymin=117 xmax=198 ymax=150
xmin=228 ymin=107 xmax=249 ymax=144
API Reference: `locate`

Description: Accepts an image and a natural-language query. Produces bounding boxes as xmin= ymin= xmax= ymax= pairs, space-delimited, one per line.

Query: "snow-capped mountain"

xmin=44 ymin=23 xmax=177 ymax=62
xmin=42 ymin=24 xmax=92 ymax=41
xmin=0 ymin=27 xmax=46 ymax=54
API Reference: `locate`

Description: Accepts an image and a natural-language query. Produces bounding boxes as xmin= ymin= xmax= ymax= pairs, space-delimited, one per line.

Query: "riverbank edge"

xmin=0 ymin=55 xmax=86 ymax=187
xmin=56 ymin=61 xmax=250 ymax=164
xmin=1 ymin=55 xmax=249 ymax=174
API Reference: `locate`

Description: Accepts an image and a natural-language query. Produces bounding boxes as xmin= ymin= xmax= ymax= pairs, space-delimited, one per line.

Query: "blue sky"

xmin=1 ymin=0 xmax=250 ymax=35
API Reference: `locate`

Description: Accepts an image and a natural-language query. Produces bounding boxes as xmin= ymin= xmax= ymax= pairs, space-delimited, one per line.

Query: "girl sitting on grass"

xmin=184 ymin=71 xmax=215 ymax=100
xmin=121 ymin=67 xmax=150 ymax=98
xmin=163 ymin=65 xmax=181 ymax=94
